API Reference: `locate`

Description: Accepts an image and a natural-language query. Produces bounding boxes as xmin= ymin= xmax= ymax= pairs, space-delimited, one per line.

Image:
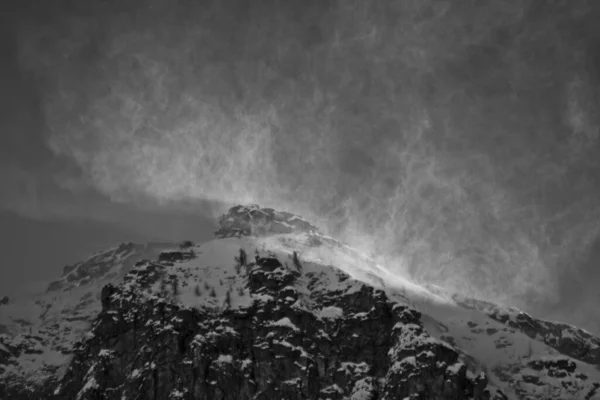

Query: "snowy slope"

xmin=0 ymin=241 xmax=178 ymax=391
xmin=1 ymin=205 xmax=600 ymax=399
xmin=178 ymin=232 xmax=600 ymax=399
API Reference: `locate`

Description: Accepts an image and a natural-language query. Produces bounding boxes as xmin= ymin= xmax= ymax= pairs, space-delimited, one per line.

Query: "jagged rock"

xmin=179 ymin=240 xmax=195 ymax=249
xmin=44 ymin=252 xmax=500 ymax=400
xmin=159 ymin=250 xmax=196 ymax=263
xmin=214 ymin=204 xmax=320 ymax=238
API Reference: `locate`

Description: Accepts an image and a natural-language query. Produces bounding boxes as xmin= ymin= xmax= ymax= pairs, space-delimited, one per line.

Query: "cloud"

xmin=12 ymin=0 xmax=600 ymax=316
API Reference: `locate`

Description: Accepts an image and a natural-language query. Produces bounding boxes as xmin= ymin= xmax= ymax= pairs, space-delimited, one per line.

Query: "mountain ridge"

xmin=1 ymin=204 xmax=599 ymax=399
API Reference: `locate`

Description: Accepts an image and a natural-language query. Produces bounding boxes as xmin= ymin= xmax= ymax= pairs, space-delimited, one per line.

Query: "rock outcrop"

xmin=42 ymin=254 xmax=503 ymax=400
xmin=215 ymin=204 xmax=320 ymax=238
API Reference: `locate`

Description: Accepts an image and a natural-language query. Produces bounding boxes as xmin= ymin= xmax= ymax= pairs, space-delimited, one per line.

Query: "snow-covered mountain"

xmin=1 ymin=205 xmax=600 ymax=399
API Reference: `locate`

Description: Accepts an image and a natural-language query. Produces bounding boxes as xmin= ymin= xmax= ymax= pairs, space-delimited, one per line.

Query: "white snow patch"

xmin=446 ymin=362 xmax=465 ymax=375
xmin=318 ymin=306 xmax=343 ymax=319
xmin=77 ymin=377 xmax=99 ymax=400
xmin=351 ymin=377 xmax=375 ymax=400
xmin=283 ymin=377 xmax=302 ymax=385
xmin=216 ymin=354 xmax=233 ymax=363
xmin=222 ymin=326 xmax=238 ymax=335
xmin=130 ymin=369 xmax=141 ymax=379
xmin=273 ymin=339 xmax=310 ymax=359
xmin=321 ymin=384 xmax=343 ymax=394
xmin=53 ymin=384 xmax=62 ymax=395
xmin=270 ymin=317 xmax=300 ymax=331
xmin=253 ymin=294 xmax=274 ymax=303
xmin=98 ymin=349 xmax=113 ymax=357
xmin=170 ymin=388 xmax=186 ymax=398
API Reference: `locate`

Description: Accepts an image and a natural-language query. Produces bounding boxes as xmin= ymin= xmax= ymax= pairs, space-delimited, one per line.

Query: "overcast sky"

xmin=0 ymin=6 xmax=218 ymax=294
xmin=1 ymin=0 xmax=600 ymax=333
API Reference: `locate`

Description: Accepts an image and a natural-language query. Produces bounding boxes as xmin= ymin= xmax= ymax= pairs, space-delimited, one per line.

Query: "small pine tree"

xmin=239 ymin=248 xmax=247 ymax=266
xmin=292 ymin=251 xmax=302 ymax=270
xmin=204 ymin=281 xmax=210 ymax=290
xmin=224 ymin=290 xmax=231 ymax=308
xmin=179 ymin=240 xmax=194 ymax=249
xmin=172 ymin=277 xmax=179 ymax=295
xmin=234 ymin=250 xmax=243 ymax=274
xmin=209 ymin=287 xmax=217 ymax=298
xmin=194 ymin=284 xmax=202 ymax=297
xmin=160 ymin=278 xmax=167 ymax=296
xmin=219 ymin=279 xmax=223 ymax=286
xmin=237 ymin=286 xmax=244 ymax=296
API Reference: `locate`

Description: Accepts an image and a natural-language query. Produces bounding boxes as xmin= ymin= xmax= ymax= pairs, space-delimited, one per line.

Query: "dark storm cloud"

xmin=4 ymin=0 xmax=600 ymax=331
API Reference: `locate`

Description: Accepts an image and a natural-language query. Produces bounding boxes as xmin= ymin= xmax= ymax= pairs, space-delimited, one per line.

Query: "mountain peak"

xmin=2 ymin=213 xmax=600 ymax=399
xmin=214 ymin=204 xmax=321 ymax=238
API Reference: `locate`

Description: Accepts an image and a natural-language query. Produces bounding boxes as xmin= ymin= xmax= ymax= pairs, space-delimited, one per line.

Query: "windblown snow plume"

xmin=13 ymin=0 xmax=600 ymax=314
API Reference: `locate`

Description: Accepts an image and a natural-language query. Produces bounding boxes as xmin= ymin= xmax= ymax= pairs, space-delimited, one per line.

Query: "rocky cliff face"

xmin=0 ymin=242 xmax=178 ymax=398
xmin=49 ymin=256 xmax=503 ymax=400
xmin=2 ymin=205 xmax=600 ymax=399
